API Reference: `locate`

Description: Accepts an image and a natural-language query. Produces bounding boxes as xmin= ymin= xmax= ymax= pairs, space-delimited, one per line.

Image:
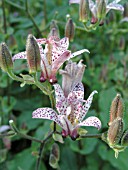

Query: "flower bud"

xmin=109 ymin=94 xmax=124 ymax=126
xmin=123 ymin=3 xmax=128 ymax=18
xmin=49 ymin=21 xmax=60 ymax=40
xmin=107 ymin=117 xmax=124 ymax=146
xmin=26 ymin=34 xmax=41 ymax=74
xmin=51 ymin=143 xmax=60 ymax=161
xmin=121 ymin=130 xmax=128 ymax=146
xmin=79 ymin=0 xmax=90 ymax=22
xmin=49 ymin=154 xmax=58 ymax=169
xmin=65 ymin=18 xmax=75 ymax=41
xmin=97 ymin=0 xmax=106 ymax=19
xmin=119 ymin=36 xmax=125 ymax=51
xmin=0 ymin=43 xmax=13 ymax=72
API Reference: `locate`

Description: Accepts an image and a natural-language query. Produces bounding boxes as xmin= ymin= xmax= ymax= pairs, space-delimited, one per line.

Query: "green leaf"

xmin=52 ymin=133 xmax=64 ymax=144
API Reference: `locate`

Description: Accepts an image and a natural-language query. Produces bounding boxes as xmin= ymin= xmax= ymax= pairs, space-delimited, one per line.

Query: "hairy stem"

xmin=35 ymin=132 xmax=53 ymax=170
xmin=80 ymin=133 xmax=102 ymax=139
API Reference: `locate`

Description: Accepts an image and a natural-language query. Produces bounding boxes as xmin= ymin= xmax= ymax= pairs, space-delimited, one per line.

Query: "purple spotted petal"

xmin=52 ymin=51 xmax=71 ymax=76
xmin=69 ymin=0 xmax=80 ymax=4
xmin=12 ymin=52 xmax=26 ymax=62
xmin=76 ymin=90 xmax=98 ymax=121
xmin=71 ymin=83 xmax=84 ymax=100
xmin=78 ymin=116 xmax=101 ymax=130
xmin=107 ymin=3 xmax=124 ymax=13
xmin=71 ymin=49 xmax=90 ymax=59
xmin=32 ymin=108 xmax=64 ymax=128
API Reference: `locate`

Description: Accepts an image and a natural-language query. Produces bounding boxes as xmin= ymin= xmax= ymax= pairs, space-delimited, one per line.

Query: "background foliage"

xmin=0 ymin=0 xmax=128 ymax=170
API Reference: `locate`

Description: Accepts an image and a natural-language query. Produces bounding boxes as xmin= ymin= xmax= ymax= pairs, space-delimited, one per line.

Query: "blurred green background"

xmin=0 ymin=0 xmax=128 ymax=169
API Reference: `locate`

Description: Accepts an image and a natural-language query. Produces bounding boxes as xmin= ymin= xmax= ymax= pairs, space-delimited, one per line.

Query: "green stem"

xmin=35 ymin=132 xmax=53 ymax=170
xmin=25 ymin=0 xmax=43 ymax=37
xmin=0 ymin=132 xmax=15 ymax=138
xmin=5 ymin=0 xmax=25 ymax=10
xmin=80 ymin=133 xmax=102 ymax=139
xmin=2 ymin=0 xmax=7 ymax=34
xmin=33 ymin=73 xmax=49 ymax=95
xmin=9 ymin=120 xmax=44 ymax=143
xmin=8 ymin=70 xmax=23 ymax=82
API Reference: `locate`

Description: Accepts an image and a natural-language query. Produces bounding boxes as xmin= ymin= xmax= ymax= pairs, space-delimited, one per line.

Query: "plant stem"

xmin=5 ymin=0 xmax=25 ymax=10
xmin=25 ymin=0 xmax=43 ymax=37
xmin=35 ymin=132 xmax=53 ymax=170
xmin=2 ymin=0 xmax=7 ymax=34
xmin=80 ymin=133 xmax=102 ymax=139
xmin=0 ymin=132 xmax=15 ymax=138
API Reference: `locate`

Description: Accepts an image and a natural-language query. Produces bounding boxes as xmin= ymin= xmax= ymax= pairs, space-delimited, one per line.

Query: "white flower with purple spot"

xmin=32 ymin=83 xmax=101 ymax=140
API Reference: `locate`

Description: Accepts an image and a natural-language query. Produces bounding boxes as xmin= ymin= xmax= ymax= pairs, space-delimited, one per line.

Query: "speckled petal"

xmin=79 ymin=116 xmax=101 ymax=130
xmin=32 ymin=108 xmax=64 ymax=128
xmin=107 ymin=3 xmax=124 ymax=13
xmin=76 ymin=90 xmax=98 ymax=121
xmin=12 ymin=52 xmax=26 ymax=61
xmin=70 ymin=49 xmax=90 ymax=59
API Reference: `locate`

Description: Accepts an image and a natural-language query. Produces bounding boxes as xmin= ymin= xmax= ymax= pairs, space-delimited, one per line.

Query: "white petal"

xmin=107 ymin=3 xmax=124 ymax=13
xmin=76 ymin=90 xmax=98 ymax=121
xmin=12 ymin=52 xmax=26 ymax=61
xmin=32 ymin=108 xmax=64 ymax=128
xmin=69 ymin=0 xmax=80 ymax=4
xmin=79 ymin=116 xmax=101 ymax=130
xmin=71 ymin=49 xmax=90 ymax=59
xmin=0 ymin=125 xmax=10 ymax=133
xmin=53 ymin=84 xmax=65 ymax=102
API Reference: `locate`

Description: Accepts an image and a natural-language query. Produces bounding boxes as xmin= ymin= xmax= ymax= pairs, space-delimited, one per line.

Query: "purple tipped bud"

xmin=26 ymin=34 xmax=41 ymax=74
xmin=97 ymin=0 xmax=106 ymax=19
xmin=121 ymin=130 xmax=128 ymax=146
xmin=123 ymin=3 xmax=128 ymax=18
xmin=0 ymin=43 xmax=13 ymax=72
xmin=119 ymin=36 xmax=125 ymax=51
xmin=49 ymin=21 xmax=60 ymax=40
xmin=65 ymin=18 xmax=75 ymax=41
xmin=109 ymin=94 xmax=124 ymax=126
xmin=79 ymin=0 xmax=90 ymax=22
xmin=107 ymin=117 xmax=124 ymax=146
xmin=51 ymin=143 xmax=60 ymax=161
xmin=49 ymin=154 xmax=58 ymax=169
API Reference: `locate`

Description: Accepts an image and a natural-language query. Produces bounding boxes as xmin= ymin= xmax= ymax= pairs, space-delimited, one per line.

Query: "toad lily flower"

xmin=32 ymin=83 xmax=101 ymax=140
xmin=69 ymin=0 xmax=124 ymax=23
xmin=12 ymin=35 xmax=89 ymax=84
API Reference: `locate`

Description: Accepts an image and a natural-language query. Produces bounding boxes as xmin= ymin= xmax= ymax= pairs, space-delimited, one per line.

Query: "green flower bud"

xmin=119 ymin=36 xmax=125 ymax=51
xmin=123 ymin=3 xmax=128 ymax=18
xmin=49 ymin=21 xmax=60 ymax=39
xmin=107 ymin=117 xmax=124 ymax=146
xmin=0 ymin=43 xmax=13 ymax=72
xmin=26 ymin=34 xmax=41 ymax=74
xmin=79 ymin=0 xmax=90 ymax=22
xmin=97 ymin=0 xmax=106 ymax=19
xmin=51 ymin=143 xmax=60 ymax=161
xmin=65 ymin=18 xmax=75 ymax=41
xmin=109 ymin=94 xmax=124 ymax=126
xmin=49 ymin=154 xmax=58 ymax=169
xmin=121 ymin=129 xmax=128 ymax=146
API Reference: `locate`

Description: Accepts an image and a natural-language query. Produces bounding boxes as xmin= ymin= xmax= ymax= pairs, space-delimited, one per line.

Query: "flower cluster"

xmin=69 ymin=0 xmax=124 ymax=27
xmin=33 ymin=61 xmax=101 ymax=140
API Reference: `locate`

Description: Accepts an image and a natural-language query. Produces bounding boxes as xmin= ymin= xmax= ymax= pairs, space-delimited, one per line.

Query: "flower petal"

xmin=0 ymin=125 xmax=10 ymax=133
xmin=52 ymin=50 xmax=71 ymax=76
xmin=79 ymin=116 xmax=101 ymax=130
xmin=71 ymin=49 xmax=90 ymax=59
xmin=69 ymin=0 xmax=80 ymax=4
xmin=32 ymin=108 xmax=64 ymax=128
xmin=76 ymin=90 xmax=98 ymax=121
xmin=12 ymin=52 xmax=26 ymax=61
xmin=107 ymin=3 xmax=124 ymax=13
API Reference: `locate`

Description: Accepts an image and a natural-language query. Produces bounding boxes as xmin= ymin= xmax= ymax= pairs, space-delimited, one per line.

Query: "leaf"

xmin=52 ymin=133 xmax=64 ymax=144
